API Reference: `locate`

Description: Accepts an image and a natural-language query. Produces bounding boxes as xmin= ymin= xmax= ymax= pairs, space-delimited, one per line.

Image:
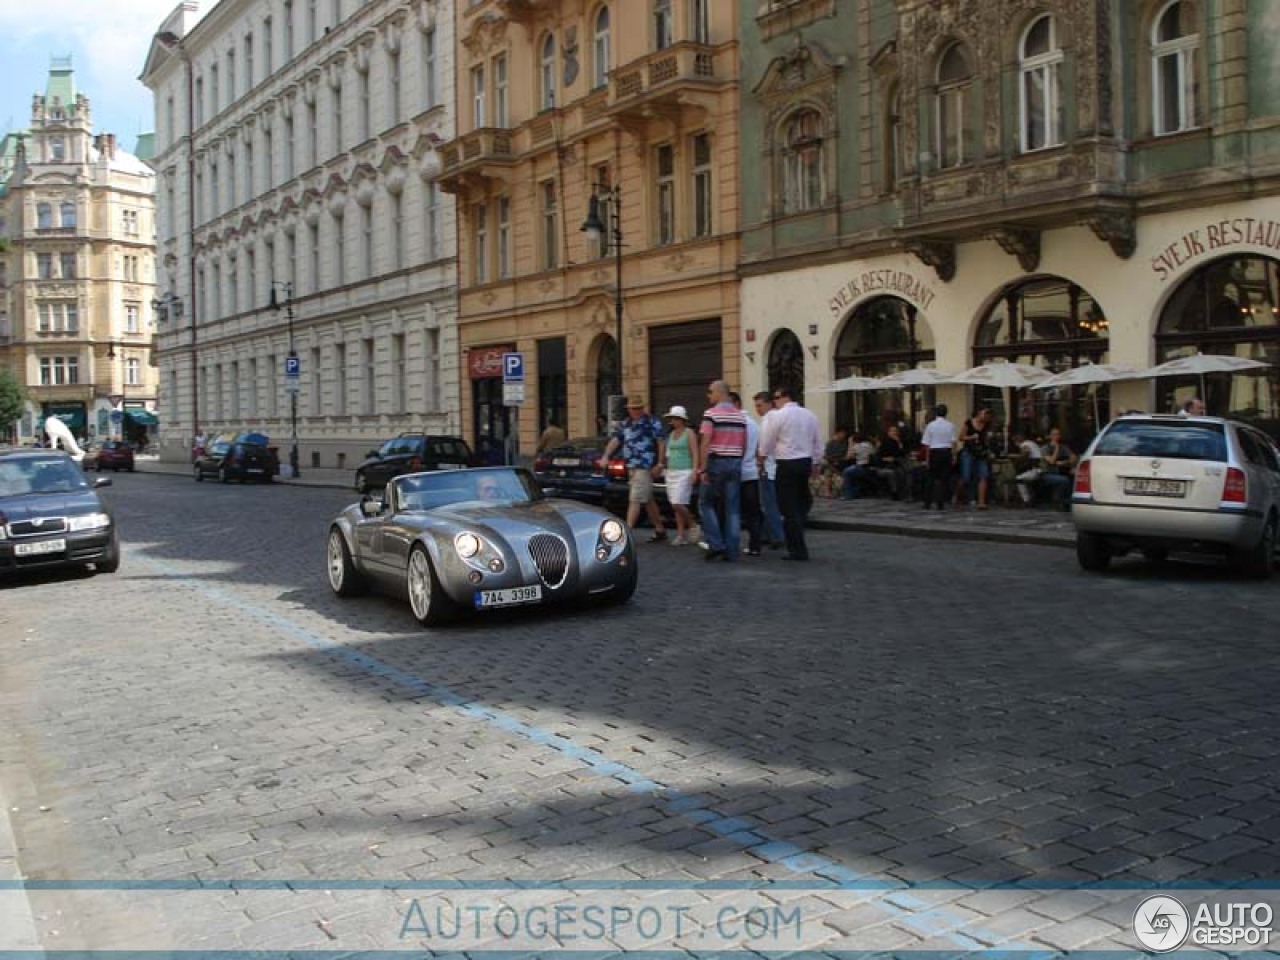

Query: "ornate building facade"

xmin=142 ymin=0 xmax=459 ymax=467
xmin=0 ymin=61 xmax=159 ymax=445
xmin=437 ymin=0 xmax=740 ymax=460
xmin=740 ymin=0 xmax=1280 ymax=441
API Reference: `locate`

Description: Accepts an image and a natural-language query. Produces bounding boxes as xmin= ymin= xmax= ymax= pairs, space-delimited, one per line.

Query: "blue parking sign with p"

xmin=503 ymin=352 xmax=524 ymax=383
xmin=285 ymin=356 xmax=301 ymax=377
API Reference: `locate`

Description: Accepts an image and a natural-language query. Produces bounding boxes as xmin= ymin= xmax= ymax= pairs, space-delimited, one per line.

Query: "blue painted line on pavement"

xmin=108 ymin=554 xmax=1059 ymax=953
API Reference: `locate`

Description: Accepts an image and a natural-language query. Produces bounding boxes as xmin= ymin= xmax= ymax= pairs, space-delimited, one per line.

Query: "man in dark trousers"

xmin=758 ymin=385 xmax=823 ymax=561
xmin=920 ymin=403 xmax=957 ymax=510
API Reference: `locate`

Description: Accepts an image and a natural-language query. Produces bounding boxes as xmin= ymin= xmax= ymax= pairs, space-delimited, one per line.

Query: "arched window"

xmin=592 ymin=6 xmax=611 ymax=90
xmin=1156 ymin=255 xmax=1279 ymax=421
xmin=834 ymin=296 xmax=937 ymax=431
xmin=1152 ymin=0 xmax=1200 ymax=135
xmin=781 ymin=109 xmax=825 ymax=213
xmin=768 ymin=328 xmax=805 ymax=405
xmin=59 ymin=201 xmax=76 ymax=228
xmin=976 ymin=277 xmax=1110 ymax=439
xmin=595 ymin=335 xmax=619 ymax=428
xmin=936 ymin=43 xmax=973 ymax=169
xmin=36 ymin=203 xmax=52 ymax=229
xmin=539 ymin=33 xmax=556 ymax=111
xmin=1019 ymin=15 xmax=1063 ymax=151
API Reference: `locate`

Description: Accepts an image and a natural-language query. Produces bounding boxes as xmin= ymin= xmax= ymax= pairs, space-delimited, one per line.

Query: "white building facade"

xmin=142 ymin=0 xmax=458 ymax=468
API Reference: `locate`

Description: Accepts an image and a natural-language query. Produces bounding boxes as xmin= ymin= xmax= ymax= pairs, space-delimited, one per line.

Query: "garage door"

xmin=649 ymin=319 xmax=722 ymax=424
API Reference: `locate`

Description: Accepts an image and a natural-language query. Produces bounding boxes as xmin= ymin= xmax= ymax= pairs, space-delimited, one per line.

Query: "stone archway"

xmin=767 ymin=328 xmax=805 ymax=404
xmin=833 ymin=295 xmax=935 ymax=434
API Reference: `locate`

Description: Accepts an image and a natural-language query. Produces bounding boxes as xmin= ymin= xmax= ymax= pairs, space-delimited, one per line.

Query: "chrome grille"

xmin=9 ymin=517 xmax=68 ymax=537
xmin=528 ymin=533 xmax=569 ymax=589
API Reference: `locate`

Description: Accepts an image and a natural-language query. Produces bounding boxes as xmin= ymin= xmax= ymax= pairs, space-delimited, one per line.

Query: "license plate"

xmin=552 ymin=457 xmax=580 ymax=467
xmin=475 ymin=584 xmax=543 ymax=609
xmin=247 ymin=467 xmax=264 ymax=473
xmin=438 ymin=463 xmax=466 ymax=471
xmin=15 ymin=538 xmax=66 ymax=556
xmin=1124 ymin=477 xmax=1187 ymax=497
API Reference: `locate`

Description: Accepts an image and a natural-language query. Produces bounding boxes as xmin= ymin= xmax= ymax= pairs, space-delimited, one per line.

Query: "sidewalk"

xmin=134 ymin=456 xmax=1074 ymax=548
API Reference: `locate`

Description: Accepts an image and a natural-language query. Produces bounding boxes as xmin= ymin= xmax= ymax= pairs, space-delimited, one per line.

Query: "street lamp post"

xmin=268 ymin=281 xmax=301 ymax=479
xmin=580 ymin=183 xmax=624 ymax=424
xmin=105 ymin=341 xmax=126 ymax=442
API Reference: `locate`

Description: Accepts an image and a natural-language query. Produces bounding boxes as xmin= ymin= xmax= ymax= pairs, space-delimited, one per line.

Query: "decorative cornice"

xmin=904 ymin=239 xmax=956 ymax=283
xmin=991 ymin=227 xmax=1040 ymax=272
xmin=1083 ymin=209 xmax=1136 ymax=260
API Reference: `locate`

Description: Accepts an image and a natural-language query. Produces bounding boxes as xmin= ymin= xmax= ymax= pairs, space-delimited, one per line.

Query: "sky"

xmin=0 ymin=0 xmax=207 ymax=155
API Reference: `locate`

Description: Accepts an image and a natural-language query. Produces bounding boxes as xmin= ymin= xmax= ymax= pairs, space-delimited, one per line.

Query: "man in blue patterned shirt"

xmin=600 ymin=395 xmax=668 ymax=541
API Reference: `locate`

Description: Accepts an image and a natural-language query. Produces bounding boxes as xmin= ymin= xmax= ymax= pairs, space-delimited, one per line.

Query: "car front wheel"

xmin=1234 ymin=515 xmax=1277 ymax=580
xmin=95 ymin=530 xmax=121 ymax=574
xmin=1076 ymin=531 xmax=1111 ymax=572
xmin=407 ymin=545 xmax=451 ymax=626
xmin=327 ymin=527 xmax=367 ymax=596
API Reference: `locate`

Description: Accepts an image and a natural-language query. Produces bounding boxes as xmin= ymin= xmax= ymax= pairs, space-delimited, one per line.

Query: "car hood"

xmin=0 ymin=490 xmax=107 ymax=521
xmin=420 ymin=499 xmax=602 ymax=538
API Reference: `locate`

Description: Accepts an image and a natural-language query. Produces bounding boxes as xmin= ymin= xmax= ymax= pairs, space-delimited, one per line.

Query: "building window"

xmin=263 ymin=126 xmax=274 ymax=188
xmin=37 ymin=253 xmax=53 ymax=279
xmin=655 ymin=144 xmax=675 ymax=245
xmin=334 ymin=343 xmax=347 ymax=414
xmin=691 ymin=0 xmax=710 ymax=44
xmin=425 ymin=182 xmax=439 ymax=261
xmin=497 ymin=196 xmax=511 ymax=279
xmin=309 ymin=346 xmax=322 ymax=415
xmin=245 ymin=140 xmax=255 ymax=200
xmin=691 ymin=133 xmax=712 ymax=238
xmin=361 ymin=338 xmax=375 ymax=413
xmin=307 ymin=100 xmax=318 ymax=168
xmin=1020 ymin=15 xmax=1063 ymax=152
xmin=264 ymin=17 xmax=273 ymax=74
xmin=126 ymin=303 xmax=140 ymax=333
xmin=654 ymin=0 xmax=673 ymax=50
xmin=61 ymin=201 xmax=79 ymax=229
xmin=308 ymin=222 xmax=320 ymax=293
xmin=334 ymin=213 xmax=346 ymax=286
xmin=936 ymin=42 xmax=973 ymax=169
xmin=358 ymin=66 xmax=370 ymax=140
xmin=195 ymin=76 xmax=205 ymax=125
xmin=389 ymin=50 xmax=402 ymax=126
xmin=332 ymin=79 xmax=344 ymax=154
xmin=782 ymin=109 xmax=824 ymax=213
xmin=36 ymin=203 xmax=52 ymax=229
xmin=245 ymin=33 xmax=254 ymax=87
xmin=885 ymin=82 xmax=901 ymax=191
xmin=286 ymin=230 xmax=297 ymax=292
xmin=209 ymin=157 xmax=220 ymax=215
xmin=40 ymin=356 xmax=79 ymax=385
xmin=126 ymin=357 xmax=141 ymax=387
xmin=61 ymin=253 xmax=77 ymax=280
xmin=537 ymin=338 xmax=568 ymax=435
xmin=471 ymin=65 xmax=486 ymax=128
xmin=592 ymin=164 xmax=612 ymax=259
xmin=423 ymin=28 xmax=437 ymax=107
xmin=361 ymin=203 xmax=373 ymax=277
xmin=227 ymin=254 xmax=239 ymax=314
xmin=227 ymin=50 xmax=237 ymax=101
xmin=541 ymin=181 xmax=558 ymax=270
xmin=392 ymin=333 xmax=405 ymax=412
xmin=592 ymin=6 xmax=610 ymax=90
xmin=50 ymin=138 xmax=65 ymax=161
xmin=212 ymin=260 xmax=222 ymax=318
xmin=1153 ymin=0 xmax=1200 ymax=135
xmin=493 ymin=54 xmax=508 ymax=127
xmin=247 ymin=247 xmax=257 ymax=300
xmin=391 ymin=191 xmax=404 ymax=271
xmin=284 ymin=0 xmax=294 ymax=58
xmin=474 ymin=203 xmax=489 ymax=284
xmin=307 ymin=0 xmax=318 ymax=45
xmin=284 ymin=115 xmax=294 ymax=177
xmin=540 ymin=33 xmax=556 ymax=110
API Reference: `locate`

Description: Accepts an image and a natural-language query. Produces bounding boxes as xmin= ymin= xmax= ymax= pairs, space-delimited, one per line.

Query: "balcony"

xmin=607 ymin=43 xmax=721 ymax=129
xmin=436 ymin=128 xmax=516 ymax=195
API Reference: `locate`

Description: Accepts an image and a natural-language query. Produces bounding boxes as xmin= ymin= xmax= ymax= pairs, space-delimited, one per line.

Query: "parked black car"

xmin=354 ymin=434 xmax=474 ymax=494
xmin=0 ymin=447 xmax=119 ymax=576
xmin=533 ymin=437 xmax=693 ymax=518
xmin=193 ymin=437 xmax=280 ymax=483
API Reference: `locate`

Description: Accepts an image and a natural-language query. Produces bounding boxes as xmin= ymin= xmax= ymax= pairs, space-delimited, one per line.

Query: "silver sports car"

xmin=326 ymin=466 xmax=638 ymax=624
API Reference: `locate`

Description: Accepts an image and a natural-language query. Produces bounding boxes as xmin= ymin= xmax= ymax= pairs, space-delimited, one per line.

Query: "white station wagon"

xmin=1071 ymin=414 xmax=1280 ymax=577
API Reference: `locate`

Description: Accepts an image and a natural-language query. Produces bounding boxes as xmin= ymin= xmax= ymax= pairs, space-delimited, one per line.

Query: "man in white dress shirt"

xmin=920 ymin=403 xmax=957 ymax=510
xmin=759 ymin=385 xmax=823 ymax=561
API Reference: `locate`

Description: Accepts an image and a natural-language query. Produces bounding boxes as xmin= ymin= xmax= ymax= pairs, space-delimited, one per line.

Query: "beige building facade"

xmin=437 ymin=0 xmax=740 ymax=461
xmin=0 ymin=61 xmax=159 ymax=445
xmin=142 ymin=0 xmax=460 ymax=468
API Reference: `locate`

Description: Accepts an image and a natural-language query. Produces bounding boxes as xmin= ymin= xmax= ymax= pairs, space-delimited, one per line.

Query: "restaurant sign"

xmin=1151 ymin=217 xmax=1280 ymax=282
xmin=828 ymin=269 xmax=937 ymax=317
xmin=468 ymin=344 xmax=517 ymax=380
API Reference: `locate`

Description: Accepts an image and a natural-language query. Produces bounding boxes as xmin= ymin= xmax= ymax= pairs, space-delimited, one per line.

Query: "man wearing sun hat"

xmin=600 ymin=395 xmax=669 ymax=541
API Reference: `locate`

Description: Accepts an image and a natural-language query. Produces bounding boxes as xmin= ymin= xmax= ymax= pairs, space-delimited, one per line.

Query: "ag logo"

xmin=1134 ymin=895 xmax=1189 ymax=952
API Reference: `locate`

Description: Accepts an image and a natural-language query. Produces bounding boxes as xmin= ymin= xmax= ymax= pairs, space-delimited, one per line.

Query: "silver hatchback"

xmin=1071 ymin=415 xmax=1280 ymax=577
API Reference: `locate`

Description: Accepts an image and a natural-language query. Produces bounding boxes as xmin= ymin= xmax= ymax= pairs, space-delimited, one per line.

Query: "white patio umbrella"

xmin=810 ymin=375 xmax=884 ymax=393
xmin=1031 ymin=362 xmax=1144 ymax=430
xmin=874 ymin=368 xmax=956 ymax=388
xmin=1139 ymin=352 xmax=1271 ymax=407
xmin=948 ymin=362 xmax=1051 ymax=449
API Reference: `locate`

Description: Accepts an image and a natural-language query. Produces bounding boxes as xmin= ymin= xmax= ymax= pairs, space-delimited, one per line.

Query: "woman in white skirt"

xmin=660 ymin=405 xmax=699 ymax=545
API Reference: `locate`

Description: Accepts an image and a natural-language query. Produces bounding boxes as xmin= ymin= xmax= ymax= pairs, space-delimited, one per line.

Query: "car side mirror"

xmin=94 ymin=477 xmax=112 ymax=488
xmin=366 ymin=450 xmax=380 ymax=459
xmin=359 ymin=497 xmax=384 ymax=517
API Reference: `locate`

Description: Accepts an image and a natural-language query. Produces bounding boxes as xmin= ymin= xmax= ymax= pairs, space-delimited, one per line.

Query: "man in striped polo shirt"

xmin=696 ymin=380 xmax=747 ymax=562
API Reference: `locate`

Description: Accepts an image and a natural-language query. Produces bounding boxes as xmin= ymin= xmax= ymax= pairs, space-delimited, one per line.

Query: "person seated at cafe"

xmin=824 ymin=427 xmax=851 ymax=470
xmin=1038 ymin=427 xmax=1076 ymax=509
xmin=1013 ymin=433 xmax=1045 ymax=505
xmin=873 ymin=425 xmax=907 ymax=500
xmin=841 ymin=433 xmax=876 ymax=499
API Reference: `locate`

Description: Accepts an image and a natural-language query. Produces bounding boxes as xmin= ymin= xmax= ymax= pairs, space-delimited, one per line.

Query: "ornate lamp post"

xmin=268 ymin=281 xmax=301 ymax=479
xmin=580 ymin=183 xmax=624 ymax=425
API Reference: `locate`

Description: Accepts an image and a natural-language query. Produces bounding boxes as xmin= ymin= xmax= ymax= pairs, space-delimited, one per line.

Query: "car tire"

xmin=327 ymin=527 xmax=367 ymax=596
xmin=194 ymin=466 xmax=203 ymax=482
xmin=1234 ymin=514 xmax=1277 ymax=580
xmin=94 ymin=531 xmax=121 ymax=574
xmin=602 ymin=569 xmax=638 ymax=606
xmin=406 ymin=544 xmax=451 ymax=626
xmin=1076 ymin=531 xmax=1111 ymax=572
xmin=1141 ymin=547 xmax=1169 ymax=563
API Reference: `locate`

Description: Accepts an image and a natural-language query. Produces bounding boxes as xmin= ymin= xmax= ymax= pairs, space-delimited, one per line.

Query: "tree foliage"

xmin=0 ymin=367 xmax=26 ymax=436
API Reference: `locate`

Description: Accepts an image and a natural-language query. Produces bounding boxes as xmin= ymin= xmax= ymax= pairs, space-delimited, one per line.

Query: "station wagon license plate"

xmin=475 ymin=585 xmax=543 ymax=609
xmin=552 ymin=457 xmax=580 ymax=467
xmin=15 ymin=539 xmax=66 ymax=556
xmin=1124 ymin=477 xmax=1187 ymax=498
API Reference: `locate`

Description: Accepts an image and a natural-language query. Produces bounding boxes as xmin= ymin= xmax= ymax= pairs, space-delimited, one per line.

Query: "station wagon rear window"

xmin=1094 ymin=421 xmax=1227 ymax=462
xmin=427 ymin=439 xmax=471 ymax=461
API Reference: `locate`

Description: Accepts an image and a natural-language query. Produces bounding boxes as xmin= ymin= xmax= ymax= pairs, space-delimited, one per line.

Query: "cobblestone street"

xmin=2 ymin=472 xmax=1279 ymax=954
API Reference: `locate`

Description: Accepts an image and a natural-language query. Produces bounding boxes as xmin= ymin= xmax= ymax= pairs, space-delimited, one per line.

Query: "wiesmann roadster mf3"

xmin=326 ymin=467 xmax=637 ymax=624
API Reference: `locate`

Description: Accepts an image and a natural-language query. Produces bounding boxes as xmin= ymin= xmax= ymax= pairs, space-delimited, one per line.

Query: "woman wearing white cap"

xmin=660 ymin=405 xmax=699 ymax=545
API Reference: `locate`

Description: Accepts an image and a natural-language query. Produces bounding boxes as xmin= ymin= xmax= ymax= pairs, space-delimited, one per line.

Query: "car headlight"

xmin=600 ymin=519 xmax=625 ymax=544
xmin=67 ymin=513 xmax=111 ymax=532
xmin=454 ymin=532 xmax=482 ymax=559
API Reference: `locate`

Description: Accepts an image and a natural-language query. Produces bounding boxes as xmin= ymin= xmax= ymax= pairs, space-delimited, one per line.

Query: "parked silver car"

xmin=1072 ymin=414 xmax=1280 ymax=577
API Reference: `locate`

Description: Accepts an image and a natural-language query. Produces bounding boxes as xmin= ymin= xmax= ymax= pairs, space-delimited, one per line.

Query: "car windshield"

xmin=1094 ymin=420 xmax=1228 ymax=462
xmin=210 ymin=441 xmax=232 ymax=456
xmin=0 ymin=457 xmax=91 ymax=496
xmin=394 ymin=468 xmax=541 ymax=510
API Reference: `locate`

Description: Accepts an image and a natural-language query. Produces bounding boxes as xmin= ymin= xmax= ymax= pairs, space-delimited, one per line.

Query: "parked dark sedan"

xmin=193 ymin=438 xmax=280 ymax=483
xmin=95 ymin=441 xmax=135 ymax=472
xmin=354 ymin=433 xmax=474 ymax=494
xmin=0 ymin=447 xmax=119 ymax=576
xmin=533 ymin=437 xmax=692 ymax=518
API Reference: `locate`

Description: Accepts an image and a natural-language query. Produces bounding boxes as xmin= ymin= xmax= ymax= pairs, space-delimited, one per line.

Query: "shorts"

xmin=665 ymin=468 xmax=694 ymax=506
xmin=628 ymin=467 xmax=655 ymax=503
